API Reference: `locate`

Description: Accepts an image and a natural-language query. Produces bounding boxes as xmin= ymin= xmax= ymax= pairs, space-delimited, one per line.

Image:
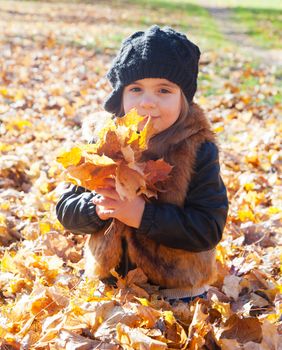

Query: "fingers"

xmin=95 ymin=188 xmax=120 ymax=200
xmin=95 ymin=205 xmax=115 ymax=220
xmin=93 ymin=195 xmax=117 ymax=209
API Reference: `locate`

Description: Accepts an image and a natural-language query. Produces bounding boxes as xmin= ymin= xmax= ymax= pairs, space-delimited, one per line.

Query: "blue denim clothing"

xmin=168 ymin=291 xmax=208 ymax=304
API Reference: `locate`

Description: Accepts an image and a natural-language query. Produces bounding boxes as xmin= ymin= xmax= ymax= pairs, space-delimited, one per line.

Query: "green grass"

xmin=231 ymin=7 xmax=282 ymax=49
xmin=57 ymin=0 xmax=229 ymax=54
xmin=156 ymin=0 xmax=282 ymax=49
xmin=21 ymin=0 xmax=228 ymax=51
xmin=124 ymin=0 xmax=230 ymax=50
xmin=185 ymin=0 xmax=282 ymax=10
xmin=3 ymin=0 xmax=281 ymax=51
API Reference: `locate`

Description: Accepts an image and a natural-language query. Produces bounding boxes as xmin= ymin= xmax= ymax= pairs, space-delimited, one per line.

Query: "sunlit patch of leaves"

xmin=0 ymin=1 xmax=281 ymax=349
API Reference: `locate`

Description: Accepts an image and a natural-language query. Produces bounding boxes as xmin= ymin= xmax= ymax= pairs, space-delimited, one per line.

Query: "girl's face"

xmin=122 ymin=78 xmax=182 ymax=134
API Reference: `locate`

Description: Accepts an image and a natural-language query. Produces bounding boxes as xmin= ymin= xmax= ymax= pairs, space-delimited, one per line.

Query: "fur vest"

xmin=84 ymin=103 xmax=217 ymax=289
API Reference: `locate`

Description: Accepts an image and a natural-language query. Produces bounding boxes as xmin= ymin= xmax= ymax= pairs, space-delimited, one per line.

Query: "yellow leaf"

xmin=97 ymin=118 xmax=116 ymax=142
xmin=70 ymin=301 xmax=84 ymax=316
xmin=0 ymin=213 xmax=6 ymax=225
xmin=267 ymin=206 xmax=281 ymax=215
xmin=245 ymin=152 xmax=260 ymax=167
xmin=216 ymin=245 xmax=227 ymax=264
xmin=137 ymin=117 xmax=156 ymax=150
xmin=237 ymin=209 xmax=256 ymax=222
xmin=0 ymin=142 xmax=12 ymax=152
xmin=64 ymin=103 xmax=75 ymax=117
xmin=0 ymin=201 xmax=10 ymax=210
xmin=6 ymin=119 xmax=32 ymax=131
xmin=14 ymin=90 xmax=25 ymax=101
xmin=213 ymin=125 xmax=224 ymax=133
xmin=39 ymin=222 xmax=51 ymax=235
xmin=211 ymin=300 xmax=231 ymax=321
xmin=1 ymin=251 xmax=17 ymax=273
xmin=56 ymin=147 xmax=82 ymax=168
xmin=135 ymin=297 xmax=150 ymax=306
xmin=83 ymin=153 xmax=116 ymax=166
xmin=244 ymin=182 xmax=255 ymax=191
xmin=0 ymin=87 xmax=8 ymax=96
xmin=53 ymin=220 xmax=64 ymax=231
xmin=10 ymin=278 xmax=31 ymax=294
xmin=116 ymin=108 xmax=144 ymax=129
xmin=163 ymin=310 xmax=175 ymax=325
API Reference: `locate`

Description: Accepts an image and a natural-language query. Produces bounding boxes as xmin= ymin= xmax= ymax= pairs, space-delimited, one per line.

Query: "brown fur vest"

xmin=84 ymin=103 xmax=217 ymax=289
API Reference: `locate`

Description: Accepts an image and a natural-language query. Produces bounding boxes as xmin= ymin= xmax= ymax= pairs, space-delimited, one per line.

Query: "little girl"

xmin=56 ymin=25 xmax=228 ymax=304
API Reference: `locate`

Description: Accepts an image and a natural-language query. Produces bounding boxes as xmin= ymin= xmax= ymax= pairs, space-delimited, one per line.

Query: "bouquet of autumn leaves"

xmin=57 ymin=109 xmax=173 ymax=205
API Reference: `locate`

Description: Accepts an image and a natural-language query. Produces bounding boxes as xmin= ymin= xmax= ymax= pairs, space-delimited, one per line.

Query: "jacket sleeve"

xmin=56 ymin=184 xmax=111 ymax=234
xmin=135 ymin=142 xmax=229 ymax=252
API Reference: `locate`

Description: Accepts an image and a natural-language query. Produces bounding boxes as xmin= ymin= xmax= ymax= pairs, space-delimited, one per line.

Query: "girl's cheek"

xmin=124 ymin=100 xmax=138 ymax=114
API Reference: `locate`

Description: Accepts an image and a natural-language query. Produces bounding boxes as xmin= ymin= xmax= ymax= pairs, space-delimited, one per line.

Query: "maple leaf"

xmin=57 ymin=109 xmax=171 ymax=200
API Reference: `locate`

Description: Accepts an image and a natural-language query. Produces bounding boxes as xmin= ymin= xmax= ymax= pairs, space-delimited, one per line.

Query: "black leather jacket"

xmin=56 ymin=142 xmax=228 ymax=253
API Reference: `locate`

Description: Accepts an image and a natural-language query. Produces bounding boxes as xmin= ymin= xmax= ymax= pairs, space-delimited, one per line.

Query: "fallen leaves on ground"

xmin=0 ymin=1 xmax=281 ymax=349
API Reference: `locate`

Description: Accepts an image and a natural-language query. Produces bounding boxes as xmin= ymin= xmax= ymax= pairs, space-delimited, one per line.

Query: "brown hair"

xmin=145 ymin=91 xmax=191 ymax=158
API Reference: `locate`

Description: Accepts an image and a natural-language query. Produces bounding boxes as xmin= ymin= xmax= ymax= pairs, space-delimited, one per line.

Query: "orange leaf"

xmin=68 ymin=162 xmax=116 ymax=190
xmin=144 ymin=159 xmax=173 ymax=185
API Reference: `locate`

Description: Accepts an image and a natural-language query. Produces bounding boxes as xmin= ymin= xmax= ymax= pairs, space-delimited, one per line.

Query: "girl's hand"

xmin=93 ymin=178 xmax=145 ymax=229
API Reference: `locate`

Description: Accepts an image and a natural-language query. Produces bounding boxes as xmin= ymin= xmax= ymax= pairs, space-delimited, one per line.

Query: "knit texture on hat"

xmin=104 ymin=25 xmax=201 ymax=115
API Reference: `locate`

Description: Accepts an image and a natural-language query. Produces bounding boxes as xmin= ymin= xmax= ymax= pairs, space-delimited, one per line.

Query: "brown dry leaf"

xmin=187 ymin=301 xmax=211 ymax=349
xmin=144 ymin=159 xmax=173 ymax=186
xmin=116 ymin=323 xmax=167 ymax=350
xmin=219 ymin=338 xmax=242 ymax=349
xmin=219 ymin=314 xmax=262 ymax=344
xmin=115 ymin=268 xmax=150 ymax=301
xmin=126 ymin=268 xmax=148 ymax=286
xmin=222 ymin=275 xmax=242 ymax=300
xmin=259 ymin=320 xmax=282 ymax=350
xmin=0 ymin=339 xmax=21 ymax=350
xmin=116 ymin=162 xmax=146 ymax=201
xmin=98 ymin=130 xmax=122 ymax=159
xmin=160 ymin=310 xmax=188 ymax=348
xmin=42 ymin=232 xmax=84 ymax=263
xmin=132 ymin=304 xmax=161 ymax=328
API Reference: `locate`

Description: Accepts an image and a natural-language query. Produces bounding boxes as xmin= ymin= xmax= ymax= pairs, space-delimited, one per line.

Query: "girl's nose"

xmin=139 ymin=95 xmax=156 ymax=109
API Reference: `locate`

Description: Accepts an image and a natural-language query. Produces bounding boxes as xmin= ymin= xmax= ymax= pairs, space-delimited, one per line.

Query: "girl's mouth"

xmin=145 ymin=115 xmax=159 ymax=119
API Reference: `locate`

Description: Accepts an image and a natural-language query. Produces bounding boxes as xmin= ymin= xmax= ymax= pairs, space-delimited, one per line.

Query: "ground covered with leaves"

xmin=0 ymin=1 xmax=281 ymax=349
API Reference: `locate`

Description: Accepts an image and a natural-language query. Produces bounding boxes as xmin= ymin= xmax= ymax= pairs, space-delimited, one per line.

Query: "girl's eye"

xmin=159 ymin=88 xmax=170 ymax=94
xmin=130 ymin=87 xmax=141 ymax=92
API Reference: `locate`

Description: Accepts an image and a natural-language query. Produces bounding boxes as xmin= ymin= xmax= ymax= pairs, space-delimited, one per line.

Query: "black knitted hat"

xmin=103 ymin=25 xmax=201 ymax=115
